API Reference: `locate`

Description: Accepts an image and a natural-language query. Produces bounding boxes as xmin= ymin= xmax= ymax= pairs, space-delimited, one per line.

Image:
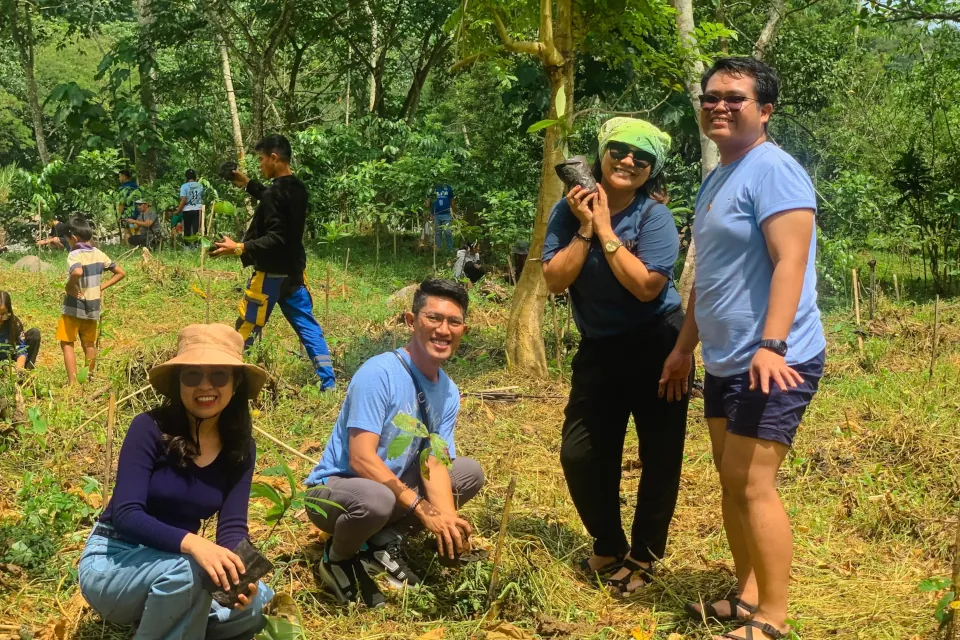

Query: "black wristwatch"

xmin=759 ymin=339 xmax=788 ymax=357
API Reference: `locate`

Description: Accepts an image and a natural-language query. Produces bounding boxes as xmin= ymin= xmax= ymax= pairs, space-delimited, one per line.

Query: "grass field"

xmin=0 ymin=236 xmax=956 ymax=639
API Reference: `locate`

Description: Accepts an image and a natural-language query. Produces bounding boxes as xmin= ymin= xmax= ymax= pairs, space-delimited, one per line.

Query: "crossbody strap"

xmin=392 ymin=350 xmax=432 ymax=432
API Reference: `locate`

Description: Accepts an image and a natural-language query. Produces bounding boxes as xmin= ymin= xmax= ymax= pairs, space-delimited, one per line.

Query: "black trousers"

xmin=560 ymin=309 xmax=691 ymax=562
xmin=183 ymin=210 xmax=201 ymax=238
xmin=2 ymin=328 xmax=40 ymax=370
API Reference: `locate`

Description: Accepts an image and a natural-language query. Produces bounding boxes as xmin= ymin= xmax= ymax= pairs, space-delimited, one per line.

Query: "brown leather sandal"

xmin=719 ymin=620 xmax=786 ymax=640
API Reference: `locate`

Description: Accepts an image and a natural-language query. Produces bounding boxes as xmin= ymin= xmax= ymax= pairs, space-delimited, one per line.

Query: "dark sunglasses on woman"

xmin=180 ymin=368 xmax=232 ymax=388
xmin=606 ymin=142 xmax=652 ymax=169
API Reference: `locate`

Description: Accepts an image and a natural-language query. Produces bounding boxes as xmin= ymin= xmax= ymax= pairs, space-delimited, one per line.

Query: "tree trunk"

xmin=504 ymin=35 xmax=573 ymax=377
xmin=135 ymin=0 xmax=158 ymax=184
xmin=251 ymin=73 xmax=266 ymax=143
xmin=365 ymin=0 xmax=379 ymax=113
xmin=401 ymin=35 xmax=451 ymax=124
xmin=10 ymin=1 xmax=50 ymax=166
xmin=219 ymin=40 xmax=245 ymax=164
xmin=285 ymin=42 xmax=307 ymax=126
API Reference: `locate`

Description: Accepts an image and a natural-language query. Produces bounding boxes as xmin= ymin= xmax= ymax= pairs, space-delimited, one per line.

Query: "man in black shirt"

xmin=212 ymin=135 xmax=335 ymax=390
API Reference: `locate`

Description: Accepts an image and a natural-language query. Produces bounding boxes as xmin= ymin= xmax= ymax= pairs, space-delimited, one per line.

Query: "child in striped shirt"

xmin=58 ymin=217 xmax=125 ymax=384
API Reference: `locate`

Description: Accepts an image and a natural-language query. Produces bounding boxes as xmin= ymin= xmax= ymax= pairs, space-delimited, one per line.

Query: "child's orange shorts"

xmin=56 ymin=315 xmax=98 ymax=345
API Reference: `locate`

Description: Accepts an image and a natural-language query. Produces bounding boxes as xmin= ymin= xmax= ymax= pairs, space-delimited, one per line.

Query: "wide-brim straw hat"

xmin=148 ymin=323 xmax=267 ymax=399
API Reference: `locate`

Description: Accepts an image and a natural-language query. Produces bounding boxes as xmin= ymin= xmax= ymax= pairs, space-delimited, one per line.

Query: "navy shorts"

xmin=703 ymin=350 xmax=825 ymax=447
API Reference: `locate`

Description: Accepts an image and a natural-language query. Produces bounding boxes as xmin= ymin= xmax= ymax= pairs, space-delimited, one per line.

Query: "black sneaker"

xmin=361 ymin=541 xmax=422 ymax=587
xmin=318 ymin=538 xmax=386 ymax=608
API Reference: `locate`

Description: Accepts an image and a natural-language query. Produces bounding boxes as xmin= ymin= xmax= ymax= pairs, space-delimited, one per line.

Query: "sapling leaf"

xmin=420 ymin=448 xmax=431 ymax=480
xmin=393 ymin=412 xmax=429 ymax=437
xmin=429 ymin=433 xmax=452 ymax=467
xmin=555 ymin=85 xmax=567 ymax=118
xmin=250 ymin=482 xmax=284 ymax=507
xmin=526 ymin=119 xmax=558 ymax=134
xmin=304 ymin=496 xmax=341 ymax=519
xmin=387 ymin=432 xmax=415 ymax=459
xmin=919 ymin=577 xmax=952 ymax=591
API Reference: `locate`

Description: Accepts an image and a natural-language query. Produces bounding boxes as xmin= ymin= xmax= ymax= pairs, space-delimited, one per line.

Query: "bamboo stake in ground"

xmin=342 ymin=249 xmax=350 ymax=298
xmin=868 ymin=259 xmax=877 ymax=320
xmin=325 ymin=264 xmax=331 ymax=327
xmin=252 ymin=424 xmax=319 ymax=466
xmin=375 ymin=229 xmax=380 ymax=279
xmin=77 ymin=384 xmax=153 ymax=432
xmin=893 ymin=273 xmax=900 ymax=302
xmin=486 ymin=474 xmax=517 ymax=607
xmin=432 ymin=220 xmax=438 ymax=275
xmin=950 ymin=504 xmax=960 ymax=640
xmin=506 ymin=253 xmax=516 ymax=287
xmin=852 ymin=269 xmax=864 ymax=358
xmin=929 ymin=294 xmax=940 ymax=378
xmin=393 ymin=229 xmax=397 ymax=262
xmin=205 ymin=278 xmax=211 ymax=324
xmin=103 ymin=392 xmax=116 ymax=507
xmin=392 ymin=318 xmax=398 ymax=350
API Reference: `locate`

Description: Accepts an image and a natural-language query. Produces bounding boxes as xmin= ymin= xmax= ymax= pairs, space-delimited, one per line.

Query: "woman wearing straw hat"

xmin=542 ymin=117 xmax=693 ymax=596
xmin=78 ymin=323 xmax=274 ymax=639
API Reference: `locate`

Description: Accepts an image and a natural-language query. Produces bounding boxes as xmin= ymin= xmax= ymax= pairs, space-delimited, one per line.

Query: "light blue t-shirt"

xmin=180 ymin=181 xmax=204 ymax=211
xmin=432 ymin=185 xmax=453 ymax=216
xmin=693 ymin=142 xmax=825 ymax=377
xmin=305 ymin=350 xmax=460 ymax=485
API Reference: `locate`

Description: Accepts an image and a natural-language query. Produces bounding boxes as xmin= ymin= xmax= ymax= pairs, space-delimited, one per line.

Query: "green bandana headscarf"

xmin=597 ymin=117 xmax=672 ymax=178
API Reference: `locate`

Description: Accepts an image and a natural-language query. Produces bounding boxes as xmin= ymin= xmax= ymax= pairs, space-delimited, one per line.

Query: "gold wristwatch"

xmin=234 ymin=243 xmax=244 ymax=256
xmin=603 ymin=239 xmax=623 ymax=254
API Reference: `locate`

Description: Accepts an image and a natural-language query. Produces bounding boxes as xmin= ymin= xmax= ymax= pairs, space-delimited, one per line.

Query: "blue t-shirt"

xmin=542 ymin=195 xmax=681 ymax=339
xmin=180 ymin=181 xmax=204 ymax=211
xmin=305 ymin=350 xmax=460 ymax=485
xmin=693 ymin=142 xmax=826 ymax=377
xmin=432 ymin=185 xmax=454 ymax=216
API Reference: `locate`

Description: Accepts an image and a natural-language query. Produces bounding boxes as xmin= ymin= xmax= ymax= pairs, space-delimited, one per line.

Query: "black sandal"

xmin=685 ymin=595 xmax=758 ymax=623
xmin=719 ymin=620 xmax=786 ymax=640
xmin=601 ymin=558 xmax=654 ymax=594
xmin=578 ymin=551 xmax=625 ymax=577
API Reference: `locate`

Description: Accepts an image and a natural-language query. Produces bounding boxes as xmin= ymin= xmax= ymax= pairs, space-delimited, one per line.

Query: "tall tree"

xmin=672 ymin=0 xmax=788 ymax=308
xmin=135 ymin=0 xmax=158 ymax=183
xmin=6 ymin=0 xmax=50 ymax=165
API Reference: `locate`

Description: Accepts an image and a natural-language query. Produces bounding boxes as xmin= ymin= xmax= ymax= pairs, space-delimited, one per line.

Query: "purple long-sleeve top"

xmin=100 ymin=413 xmax=255 ymax=553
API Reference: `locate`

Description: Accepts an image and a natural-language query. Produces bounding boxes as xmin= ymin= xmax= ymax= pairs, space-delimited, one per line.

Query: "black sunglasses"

xmin=698 ymin=94 xmax=758 ymax=111
xmin=606 ymin=143 xmax=652 ymax=169
xmin=180 ymin=368 xmax=232 ymax=388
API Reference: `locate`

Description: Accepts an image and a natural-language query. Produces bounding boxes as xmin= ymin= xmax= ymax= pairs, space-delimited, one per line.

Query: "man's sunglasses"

xmin=180 ymin=368 xmax=232 ymax=388
xmin=606 ymin=143 xmax=652 ymax=169
xmin=698 ymin=95 xmax=758 ymax=111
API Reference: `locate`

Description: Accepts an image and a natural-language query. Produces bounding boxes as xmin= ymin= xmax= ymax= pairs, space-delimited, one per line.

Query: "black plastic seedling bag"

xmin=203 ymin=539 xmax=274 ymax=608
xmin=554 ymin=156 xmax=597 ymax=193
xmin=218 ymin=161 xmax=239 ymax=182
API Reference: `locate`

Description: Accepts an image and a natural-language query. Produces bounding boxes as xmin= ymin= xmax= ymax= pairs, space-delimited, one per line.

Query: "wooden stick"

xmin=852 ymin=269 xmax=864 ymax=358
xmin=893 ymin=273 xmax=900 ymax=302
xmin=342 ymin=249 xmax=350 ymax=298
xmin=929 ymin=295 xmax=940 ymax=378
xmin=325 ymin=263 xmax=331 ymax=327
xmin=487 ymin=474 xmax=517 ymax=606
xmin=392 ymin=319 xmax=398 ymax=350
xmin=868 ymin=259 xmax=877 ymax=320
xmin=252 ymin=424 xmax=319 ymax=466
xmin=205 ymin=278 xmax=211 ymax=324
xmin=432 ymin=219 xmax=438 ymax=275
xmin=950 ymin=503 xmax=960 ymax=640
xmin=375 ymin=229 xmax=380 ymax=279
xmin=550 ymin=294 xmax=562 ymax=377
xmin=77 ymin=384 xmax=153 ymax=431
xmin=393 ymin=229 xmax=397 ymax=262
xmin=506 ymin=253 xmax=516 ymax=286
xmin=103 ymin=392 xmax=116 ymax=507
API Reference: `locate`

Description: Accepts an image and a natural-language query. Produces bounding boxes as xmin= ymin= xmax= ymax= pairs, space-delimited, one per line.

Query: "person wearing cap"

xmin=541 ymin=117 xmax=691 ymax=596
xmin=78 ymin=323 xmax=274 ymax=638
xmin=127 ymin=199 xmax=159 ymax=248
xmin=173 ymin=169 xmax=205 ymax=244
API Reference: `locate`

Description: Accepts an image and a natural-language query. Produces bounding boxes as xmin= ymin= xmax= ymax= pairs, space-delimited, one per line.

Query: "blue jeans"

xmin=78 ymin=528 xmax=274 ymax=640
xmin=434 ymin=213 xmax=453 ymax=251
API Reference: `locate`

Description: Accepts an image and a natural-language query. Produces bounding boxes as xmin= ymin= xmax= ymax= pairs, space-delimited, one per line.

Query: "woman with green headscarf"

xmin=542 ymin=117 xmax=693 ymax=596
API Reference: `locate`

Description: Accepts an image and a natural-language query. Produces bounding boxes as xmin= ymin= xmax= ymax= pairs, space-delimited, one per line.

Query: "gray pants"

xmin=306 ymin=457 xmax=485 ymax=559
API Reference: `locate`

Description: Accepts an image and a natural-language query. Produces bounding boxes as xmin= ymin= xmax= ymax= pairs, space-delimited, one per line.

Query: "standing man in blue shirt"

xmin=304 ymin=279 xmax=484 ymax=608
xmin=659 ymin=58 xmax=825 ymax=640
xmin=428 ymin=184 xmax=455 ymax=251
xmin=172 ymin=169 xmax=205 ymax=244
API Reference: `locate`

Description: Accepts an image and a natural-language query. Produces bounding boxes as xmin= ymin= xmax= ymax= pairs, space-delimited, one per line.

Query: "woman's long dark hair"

xmin=149 ymin=368 xmax=253 ymax=474
xmin=0 ymin=291 xmax=24 ymax=354
xmin=592 ymin=154 xmax=670 ymax=205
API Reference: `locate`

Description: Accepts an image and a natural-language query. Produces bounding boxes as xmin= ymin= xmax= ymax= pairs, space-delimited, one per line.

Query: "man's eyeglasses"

xmin=420 ymin=312 xmax=465 ymax=329
xmin=606 ymin=143 xmax=652 ymax=169
xmin=180 ymin=368 xmax=232 ymax=388
xmin=698 ymin=95 xmax=757 ymax=111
